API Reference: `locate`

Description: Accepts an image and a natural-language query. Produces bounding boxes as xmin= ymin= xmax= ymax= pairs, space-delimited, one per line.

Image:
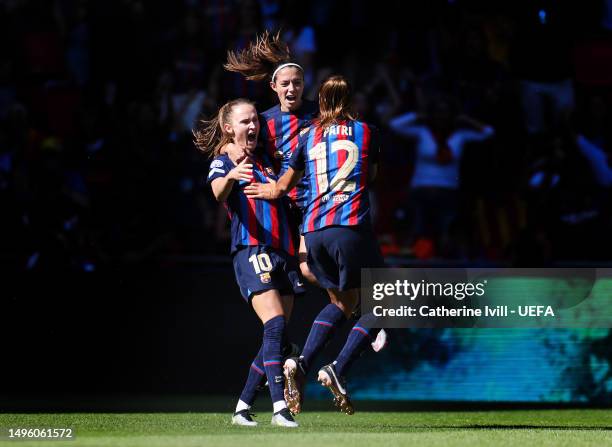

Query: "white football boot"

xmin=231 ymin=410 xmax=257 ymax=426
xmin=270 ymin=408 xmax=299 ymax=427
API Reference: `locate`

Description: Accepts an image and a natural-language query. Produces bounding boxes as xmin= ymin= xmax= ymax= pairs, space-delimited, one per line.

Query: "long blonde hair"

xmin=224 ymin=30 xmax=300 ymax=81
xmin=318 ymin=75 xmax=357 ymax=129
xmin=193 ymin=98 xmax=255 ymax=158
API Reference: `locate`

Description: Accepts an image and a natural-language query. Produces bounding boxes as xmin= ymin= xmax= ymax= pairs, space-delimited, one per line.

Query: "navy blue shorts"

xmin=304 ymin=224 xmax=384 ymax=291
xmin=232 ymin=245 xmax=306 ymax=301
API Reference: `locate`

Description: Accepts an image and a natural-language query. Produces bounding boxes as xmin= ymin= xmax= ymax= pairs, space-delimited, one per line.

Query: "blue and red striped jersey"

xmin=260 ymin=100 xmax=318 ymax=209
xmin=207 ymin=152 xmax=297 ymax=255
xmin=289 ymin=120 xmax=380 ymax=233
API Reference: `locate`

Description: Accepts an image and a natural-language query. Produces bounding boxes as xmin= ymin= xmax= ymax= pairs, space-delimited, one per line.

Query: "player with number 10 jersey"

xmin=224 ymin=30 xmax=319 ymax=286
xmin=194 ymin=98 xmax=303 ymax=428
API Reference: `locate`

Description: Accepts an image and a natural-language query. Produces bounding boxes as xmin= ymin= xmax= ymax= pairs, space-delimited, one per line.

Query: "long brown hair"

xmin=224 ymin=30 xmax=298 ymax=81
xmin=318 ymin=75 xmax=357 ymax=129
xmin=193 ymin=98 xmax=255 ymax=158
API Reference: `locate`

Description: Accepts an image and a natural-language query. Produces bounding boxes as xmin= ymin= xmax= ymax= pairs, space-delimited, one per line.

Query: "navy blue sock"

xmin=263 ymin=315 xmax=286 ymax=405
xmin=238 ymin=344 xmax=266 ymax=406
xmin=333 ymin=314 xmax=381 ymax=377
xmin=300 ymin=304 xmax=346 ymax=372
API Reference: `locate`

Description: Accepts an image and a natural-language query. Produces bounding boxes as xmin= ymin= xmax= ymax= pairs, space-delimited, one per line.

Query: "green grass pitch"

xmin=0 ymin=409 xmax=611 ymax=447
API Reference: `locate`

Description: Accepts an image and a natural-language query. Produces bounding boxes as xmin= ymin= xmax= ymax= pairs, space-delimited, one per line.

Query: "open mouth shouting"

xmin=246 ymin=129 xmax=258 ymax=149
xmin=285 ymin=94 xmax=296 ymax=105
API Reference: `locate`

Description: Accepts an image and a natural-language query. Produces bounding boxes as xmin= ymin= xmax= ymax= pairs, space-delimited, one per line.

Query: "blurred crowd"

xmin=1 ymin=0 xmax=611 ymax=272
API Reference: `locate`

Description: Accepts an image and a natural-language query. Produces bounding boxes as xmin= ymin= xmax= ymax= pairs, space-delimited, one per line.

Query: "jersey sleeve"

xmin=289 ymin=141 xmax=306 ymax=172
xmin=206 ymin=157 xmax=230 ymax=184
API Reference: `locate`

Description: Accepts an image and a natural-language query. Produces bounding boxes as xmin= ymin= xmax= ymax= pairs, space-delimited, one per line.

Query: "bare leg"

xmin=299 ymin=235 xmax=320 ymax=286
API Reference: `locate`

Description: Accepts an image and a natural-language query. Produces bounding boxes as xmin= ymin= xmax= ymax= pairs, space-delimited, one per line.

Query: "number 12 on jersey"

xmin=308 ymin=140 xmax=358 ymax=193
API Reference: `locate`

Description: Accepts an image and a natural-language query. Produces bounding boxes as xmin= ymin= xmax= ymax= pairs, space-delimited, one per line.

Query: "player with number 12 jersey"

xmin=246 ymin=76 xmax=385 ymax=416
xmin=292 ymin=119 xmax=379 ymax=233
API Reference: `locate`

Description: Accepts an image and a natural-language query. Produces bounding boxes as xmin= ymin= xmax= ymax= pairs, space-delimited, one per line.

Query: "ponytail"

xmin=224 ymin=30 xmax=301 ymax=82
xmin=318 ymin=75 xmax=357 ymax=129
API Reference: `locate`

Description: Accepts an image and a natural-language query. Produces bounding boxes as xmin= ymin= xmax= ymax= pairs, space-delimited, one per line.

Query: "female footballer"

xmin=246 ymin=76 xmax=385 ymax=415
xmin=224 ymin=31 xmax=319 ymax=286
xmin=194 ymin=98 xmax=303 ymax=427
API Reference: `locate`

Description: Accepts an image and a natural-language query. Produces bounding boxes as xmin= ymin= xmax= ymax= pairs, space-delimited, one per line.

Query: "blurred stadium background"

xmin=1 ymin=0 xmax=612 ymax=409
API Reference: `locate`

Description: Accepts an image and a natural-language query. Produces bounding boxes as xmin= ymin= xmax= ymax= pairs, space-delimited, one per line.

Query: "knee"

xmin=263 ymin=315 xmax=286 ymax=341
xmin=329 ymin=294 xmax=359 ymax=318
xmin=337 ymin=302 xmax=356 ymax=319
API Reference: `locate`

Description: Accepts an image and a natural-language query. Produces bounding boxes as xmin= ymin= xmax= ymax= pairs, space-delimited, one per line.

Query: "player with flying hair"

xmin=225 ymin=32 xmax=387 ymax=415
xmin=246 ymin=76 xmax=385 ymax=415
xmin=224 ymin=30 xmax=319 ymax=286
xmin=194 ymin=98 xmax=304 ymax=427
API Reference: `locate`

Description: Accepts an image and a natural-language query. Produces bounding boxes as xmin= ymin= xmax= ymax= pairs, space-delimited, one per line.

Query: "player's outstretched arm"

xmin=211 ymin=158 xmax=253 ymax=202
xmin=245 ymin=167 xmax=303 ymax=200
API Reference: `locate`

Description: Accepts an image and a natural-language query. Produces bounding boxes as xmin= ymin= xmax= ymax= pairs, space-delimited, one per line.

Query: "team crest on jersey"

xmin=210 ymin=160 xmax=224 ymax=168
xmin=260 ymin=272 xmax=271 ymax=283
